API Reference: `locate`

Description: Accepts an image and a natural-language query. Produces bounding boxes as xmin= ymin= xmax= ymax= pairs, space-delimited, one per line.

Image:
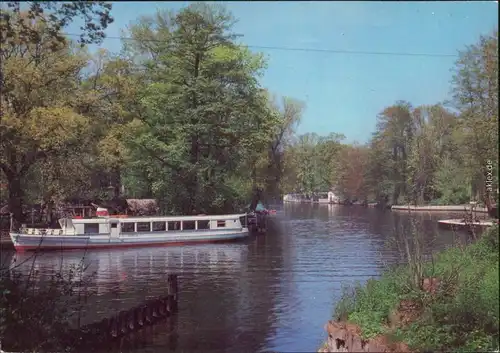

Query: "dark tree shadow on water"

xmin=0 ymin=248 xmax=96 ymax=352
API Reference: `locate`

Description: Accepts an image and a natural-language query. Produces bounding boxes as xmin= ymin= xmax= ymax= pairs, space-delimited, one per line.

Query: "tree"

xmin=0 ymin=2 xmax=113 ymax=47
xmin=406 ymin=105 xmax=457 ymax=204
xmin=0 ymin=12 xmax=93 ymax=222
xmin=365 ymin=134 xmax=394 ymax=204
xmin=122 ymin=4 xmax=272 ymax=214
xmin=451 ymin=28 xmax=498 ymax=208
xmin=371 ymin=101 xmax=415 ymax=204
xmin=317 ymin=132 xmax=345 ymax=190
xmin=334 ymin=144 xmax=370 ymax=201
xmin=264 ymin=96 xmax=304 ymax=199
xmin=80 ymin=49 xmax=148 ymax=199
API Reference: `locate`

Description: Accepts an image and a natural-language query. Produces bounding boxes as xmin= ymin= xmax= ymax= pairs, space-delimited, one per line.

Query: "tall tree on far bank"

xmin=335 ymin=144 xmax=370 ymax=201
xmin=265 ymin=96 xmax=304 ymax=199
xmin=451 ymin=29 xmax=499 ymax=208
xmin=406 ymin=104 xmax=458 ymax=204
xmin=370 ymin=101 xmax=415 ymax=204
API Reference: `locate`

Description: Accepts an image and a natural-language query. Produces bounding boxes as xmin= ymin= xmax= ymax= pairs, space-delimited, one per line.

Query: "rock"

xmin=422 ymin=277 xmax=441 ymax=294
xmin=389 ymin=299 xmax=423 ymax=329
xmin=321 ymin=320 xmax=410 ymax=352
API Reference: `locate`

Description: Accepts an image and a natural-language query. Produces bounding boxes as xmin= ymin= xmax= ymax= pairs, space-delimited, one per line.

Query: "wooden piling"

xmin=167 ymin=274 xmax=178 ymax=313
xmin=118 ymin=310 xmax=128 ymax=336
xmin=159 ymin=297 xmax=167 ymax=316
xmin=135 ymin=306 xmax=145 ymax=327
xmin=145 ymin=305 xmax=153 ymax=324
xmin=126 ymin=309 xmax=135 ymax=331
xmin=110 ymin=316 xmax=119 ymax=338
xmin=67 ymin=274 xmax=180 ymax=351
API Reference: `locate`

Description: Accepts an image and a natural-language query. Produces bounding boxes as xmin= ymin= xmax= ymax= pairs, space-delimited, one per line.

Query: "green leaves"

xmin=335 ymin=226 xmax=499 ymax=351
xmin=112 ymin=5 xmax=281 ymax=213
xmin=0 ymin=2 xmax=114 ymax=48
xmin=450 ymin=29 xmax=498 ymax=204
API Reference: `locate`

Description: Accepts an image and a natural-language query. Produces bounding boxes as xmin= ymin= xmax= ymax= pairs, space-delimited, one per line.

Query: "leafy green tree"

xmin=316 ymin=133 xmax=345 ymax=190
xmin=451 ymin=29 xmax=498 ymax=208
xmin=0 ymin=1 xmax=113 ymax=47
xmin=79 ymin=49 xmax=148 ymax=199
xmin=334 ymin=143 xmax=370 ymax=201
xmin=121 ymin=4 xmax=272 ymax=214
xmin=406 ymin=105 xmax=457 ymax=204
xmin=364 ymin=135 xmax=394 ymax=204
xmin=264 ymin=96 xmax=304 ymax=199
xmin=0 ymin=12 xmax=93 ymax=221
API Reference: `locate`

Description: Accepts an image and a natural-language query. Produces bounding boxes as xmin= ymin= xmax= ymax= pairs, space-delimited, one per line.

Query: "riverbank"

xmin=391 ymin=204 xmax=489 ymax=213
xmin=320 ymin=225 xmax=499 ymax=352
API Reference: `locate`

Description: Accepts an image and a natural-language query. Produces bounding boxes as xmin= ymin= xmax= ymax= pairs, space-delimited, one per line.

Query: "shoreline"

xmin=318 ymin=225 xmax=499 ymax=352
xmin=391 ymin=204 xmax=489 ymax=213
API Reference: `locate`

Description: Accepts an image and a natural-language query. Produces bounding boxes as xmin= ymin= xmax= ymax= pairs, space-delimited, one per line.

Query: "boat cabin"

xmin=58 ymin=215 xmax=246 ymax=235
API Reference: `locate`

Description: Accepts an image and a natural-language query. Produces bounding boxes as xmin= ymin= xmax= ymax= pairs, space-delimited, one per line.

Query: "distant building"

xmin=328 ymin=191 xmax=340 ymax=203
xmin=283 ymin=191 xmax=340 ymax=204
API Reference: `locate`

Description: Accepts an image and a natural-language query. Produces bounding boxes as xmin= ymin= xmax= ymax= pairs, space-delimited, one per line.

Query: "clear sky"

xmin=89 ymin=1 xmax=498 ymax=143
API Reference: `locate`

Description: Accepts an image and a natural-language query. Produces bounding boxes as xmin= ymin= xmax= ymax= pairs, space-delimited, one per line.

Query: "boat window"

xmin=183 ymin=220 xmax=196 ymax=230
xmin=137 ymin=222 xmax=151 ymax=232
xmin=84 ymin=223 xmax=99 ymax=234
xmin=197 ymin=220 xmax=210 ymax=230
xmin=111 ymin=223 xmax=118 ymax=229
xmin=122 ymin=223 xmax=135 ymax=233
xmin=152 ymin=221 xmax=166 ymax=232
xmin=168 ymin=221 xmax=180 ymax=231
xmin=217 ymin=220 xmax=226 ymax=228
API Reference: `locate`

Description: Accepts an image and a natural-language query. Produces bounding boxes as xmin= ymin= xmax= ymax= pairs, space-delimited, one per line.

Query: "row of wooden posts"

xmin=67 ymin=274 xmax=178 ymax=349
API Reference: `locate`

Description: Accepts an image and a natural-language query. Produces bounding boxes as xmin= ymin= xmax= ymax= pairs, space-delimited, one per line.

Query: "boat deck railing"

xmin=19 ymin=228 xmax=65 ymax=236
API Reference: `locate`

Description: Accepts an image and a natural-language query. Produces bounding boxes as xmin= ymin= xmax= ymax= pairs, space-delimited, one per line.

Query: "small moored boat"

xmin=9 ymin=211 xmax=249 ymax=251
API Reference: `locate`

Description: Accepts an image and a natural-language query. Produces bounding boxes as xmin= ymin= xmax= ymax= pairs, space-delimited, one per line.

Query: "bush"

xmin=334 ymin=225 xmax=499 ymax=351
xmin=0 ymin=259 xmax=95 ymax=352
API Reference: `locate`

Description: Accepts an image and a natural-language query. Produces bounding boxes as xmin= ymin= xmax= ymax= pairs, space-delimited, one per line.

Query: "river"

xmin=1 ymin=204 xmax=471 ymax=352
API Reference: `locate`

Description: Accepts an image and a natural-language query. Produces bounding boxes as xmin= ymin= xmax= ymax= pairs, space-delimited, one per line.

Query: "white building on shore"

xmin=283 ymin=191 xmax=340 ymax=204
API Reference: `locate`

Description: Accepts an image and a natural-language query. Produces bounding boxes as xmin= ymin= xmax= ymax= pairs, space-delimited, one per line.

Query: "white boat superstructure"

xmin=283 ymin=191 xmax=339 ymax=203
xmin=9 ymin=213 xmax=250 ymax=251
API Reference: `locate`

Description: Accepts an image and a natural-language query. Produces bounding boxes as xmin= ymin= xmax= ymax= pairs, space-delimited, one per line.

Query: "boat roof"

xmin=67 ymin=214 xmax=247 ymax=223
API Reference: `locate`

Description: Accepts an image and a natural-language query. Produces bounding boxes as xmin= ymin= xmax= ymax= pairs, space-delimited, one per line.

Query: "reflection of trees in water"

xmin=4 ymin=237 xmax=288 ymax=353
xmin=3 ymin=208 xmax=470 ymax=352
xmin=0 ymin=256 xmax=96 ymax=352
xmin=172 ymin=228 xmax=289 ymax=352
xmin=375 ymin=211 xmax=470 ymax=265
xmin=283 ymin=204 xmax=471 ymax=263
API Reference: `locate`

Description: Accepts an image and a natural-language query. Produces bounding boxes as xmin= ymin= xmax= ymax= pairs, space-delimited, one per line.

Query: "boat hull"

xmin=9 ymin=229 xmax=249 ymax=251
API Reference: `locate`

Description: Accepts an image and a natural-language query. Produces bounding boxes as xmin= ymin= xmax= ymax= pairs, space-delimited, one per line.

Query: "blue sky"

xmin=88 ymin=1 xmax=498 ymax=143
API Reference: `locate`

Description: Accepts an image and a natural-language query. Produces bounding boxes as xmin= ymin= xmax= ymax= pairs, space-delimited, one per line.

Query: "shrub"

xmin=0 ymin=259 xmax=95 ymax=352
xmin=333 ymin=225 xmax=499 ymax=351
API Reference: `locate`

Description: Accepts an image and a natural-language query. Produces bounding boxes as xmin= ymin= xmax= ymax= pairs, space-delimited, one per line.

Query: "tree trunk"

xmin=45 ymin=200 xmax=55 ymax=227
xmin=190 ymin=137 xmax=199 ymax=213
xmin=249 ymin=187 xmax=262 ymax=211
xmin=112 ymin=167 xmax=121 ymax=199
xmin=7 ymin=175 xmax=24 ymax=225
xmin=188 ymin=51 xmax=201 ymax=214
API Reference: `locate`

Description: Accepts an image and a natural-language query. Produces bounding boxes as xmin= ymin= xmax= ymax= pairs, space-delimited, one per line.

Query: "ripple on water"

xmin=1 ymin=206 xmax=464 ymax=353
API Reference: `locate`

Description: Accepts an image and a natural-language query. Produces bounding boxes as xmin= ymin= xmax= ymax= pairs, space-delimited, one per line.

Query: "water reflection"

xmin=1 ymin=205 xmax=471 ymax=352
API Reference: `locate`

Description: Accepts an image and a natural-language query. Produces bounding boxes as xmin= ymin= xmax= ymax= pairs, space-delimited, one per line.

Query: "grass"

xmin=334 ymin=225 xmax=499 ymax=352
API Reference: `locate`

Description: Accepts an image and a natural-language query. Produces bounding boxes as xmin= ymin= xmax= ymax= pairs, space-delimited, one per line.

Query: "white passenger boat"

xmin=9 ymin=211 xmax=249 ymax=251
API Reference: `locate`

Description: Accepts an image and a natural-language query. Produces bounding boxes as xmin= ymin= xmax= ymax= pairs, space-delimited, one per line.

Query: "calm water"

xmin=1 ymin=205 xmax=470 ymax=352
